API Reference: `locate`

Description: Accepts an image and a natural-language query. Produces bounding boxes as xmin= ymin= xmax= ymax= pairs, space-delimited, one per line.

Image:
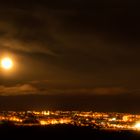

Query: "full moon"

xmin=1 ymin=57 xmax=13 ymax=70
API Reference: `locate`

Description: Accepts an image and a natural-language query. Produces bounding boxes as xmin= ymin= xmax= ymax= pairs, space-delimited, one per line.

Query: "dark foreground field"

xmin=1 ymin=124 xmax=140 ymax=140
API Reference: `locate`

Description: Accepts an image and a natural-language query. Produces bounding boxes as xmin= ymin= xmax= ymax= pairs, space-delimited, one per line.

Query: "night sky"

xmin=0 ymin=0 xmax=140 ymax=113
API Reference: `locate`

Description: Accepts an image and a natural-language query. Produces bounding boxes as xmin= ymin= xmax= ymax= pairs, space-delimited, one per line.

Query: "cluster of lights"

xmin=0 ymin=116 xmax=22 ymax=123
xmin=0 ymin=111 xmax=140 ymax=131
xmin=9 ymin=117 xmax=22 ymax=123
xmin=40 ymin=118 xmax=72 ymax=126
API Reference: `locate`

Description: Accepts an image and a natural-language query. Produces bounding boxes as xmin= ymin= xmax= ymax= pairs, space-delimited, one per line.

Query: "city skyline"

xmin=1 ymin=110 xmax=140 ymax=131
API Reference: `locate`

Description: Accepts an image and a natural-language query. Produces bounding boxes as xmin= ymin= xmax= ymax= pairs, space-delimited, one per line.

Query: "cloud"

xmin=0 ymin=6 xmax=57 ymax=55
xmin=0 ymin=84 xmax=39 ymax=96
xmin=26 ymin=80 xmax=128 ymax=95
xmin=0 ymin=79 xmax=128 ymax=96
xmin=90 ymin=87 xmax=127 ymax=95
xmin=47 ymin=87 xmax=128 ymax=95
xmin=0 ymin=38 xmax=55 ymax=55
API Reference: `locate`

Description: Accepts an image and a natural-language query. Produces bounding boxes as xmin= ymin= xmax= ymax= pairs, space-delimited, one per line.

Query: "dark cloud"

xmin=0 ymin=79 xmax=129 ymax=96
xmin=0 ymin=84 xmax=38 ymax=96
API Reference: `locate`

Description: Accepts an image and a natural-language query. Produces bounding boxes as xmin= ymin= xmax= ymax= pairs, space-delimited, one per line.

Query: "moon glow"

xmin=1 ymin=57 xmax=13 ymax=70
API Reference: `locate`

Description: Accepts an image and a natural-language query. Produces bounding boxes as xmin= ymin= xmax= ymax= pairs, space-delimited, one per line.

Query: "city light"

xmin=134 ymin=123 xmax=140 ymax=130
xmin=111 ymin=118 xmax=116 ymax=121
xmin=0 ymin=110 xmax=140 ymax=130
xmin=40 ymin=120 xmax=48 ymax=125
